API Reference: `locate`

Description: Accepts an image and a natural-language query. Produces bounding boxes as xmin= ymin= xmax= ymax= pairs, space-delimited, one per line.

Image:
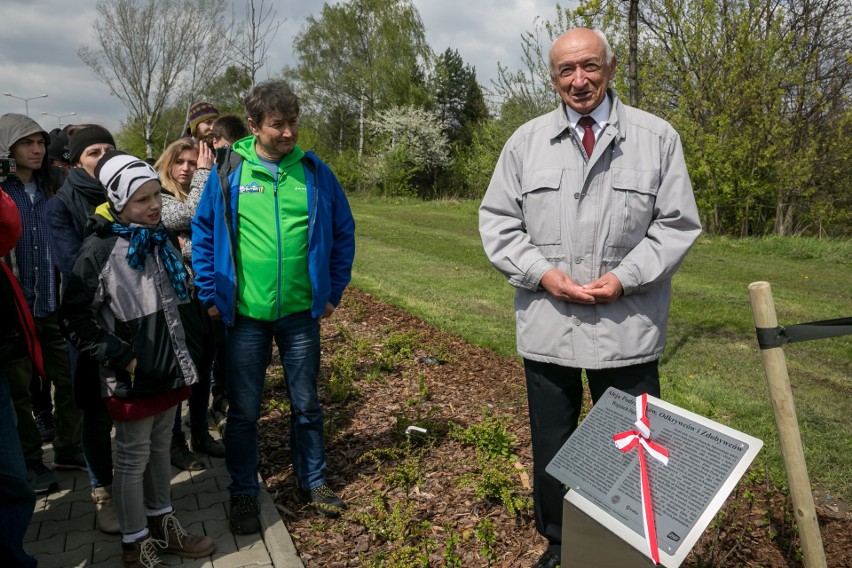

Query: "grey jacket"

xmin=479 ymin=92 xmax=701 ymax=369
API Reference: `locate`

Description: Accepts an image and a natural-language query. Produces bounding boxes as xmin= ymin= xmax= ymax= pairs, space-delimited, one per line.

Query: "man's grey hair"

xmin=592 ymin=29 xmax=615 ymax=63
xmin=549 ymin=28 xmax=616 ymax=79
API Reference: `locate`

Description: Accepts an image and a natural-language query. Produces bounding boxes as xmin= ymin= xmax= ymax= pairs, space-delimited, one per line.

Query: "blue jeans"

xmin=0 ymin=363 xmax=38 ymax=567
xmin=225 ymin=311 xmax=325 ymax=496
xmin=82 ymin=401 xmax=114 ymax=488
xmin=70 ymin=340 xmax=115 ymax=488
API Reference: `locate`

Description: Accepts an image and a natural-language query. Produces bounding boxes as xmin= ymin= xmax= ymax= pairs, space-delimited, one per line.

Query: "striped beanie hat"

xmin=186 ymin=101 xmax=219 ymax=136
xmin=95 ymin=151 xmax=160 ymax=212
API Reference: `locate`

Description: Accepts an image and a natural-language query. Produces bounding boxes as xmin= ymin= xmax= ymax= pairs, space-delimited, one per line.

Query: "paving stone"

xmin=171 ymin=468 xmax=193 ymax=484
xmin=66 ymin=524 xmax=118 ymax=550
xmin=33 ymin=542 xmax=92 ymax=568
xmin=92 ymin=537 xmax=123 ymax=563
xmin=39 ymin=517 xmax=93 ymax=539
xmin=33 ymin=500 xmax=72 ymax=522
xmin=234 ymin=532 xmax=265 ymax=551
xmin=197 ymin=489 xmax=229 ymax=509
xmin=178 ymin=503 xmax=227 ymax=526
xmin=174 ymin=476 xmax=217 ymax=499
xmin=212 ymin=546 xmax=273 ymax=568
xmin=26 ymin=533 xmax=66 ymax=555
xmin=204 ymin=519 xmax=238 ymax=551
xmin=24 ymin=521 xmax=40 ymax=543
xmin=173 ymin=491 xmax=200 ymax=512
xmin=161 ymin=553 xmax=214 ymax=567
xmin=70 ymin=499 xmax=98 ymax=523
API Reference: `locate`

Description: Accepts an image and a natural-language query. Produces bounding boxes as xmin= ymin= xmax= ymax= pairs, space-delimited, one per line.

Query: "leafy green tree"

xmin=639 ymin=0 xmax=851 ymax=235
xmin=432 ymin=48 xmax=489 ymax=146
xmin=203 ymin=66 xmax=253 ymax=116
xmin=293 ymin=0 xmax=432 ymax=157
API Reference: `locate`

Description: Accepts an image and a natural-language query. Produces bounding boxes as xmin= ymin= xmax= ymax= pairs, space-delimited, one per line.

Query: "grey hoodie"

xmin=0 ymin=112 xmax=50 ymax=163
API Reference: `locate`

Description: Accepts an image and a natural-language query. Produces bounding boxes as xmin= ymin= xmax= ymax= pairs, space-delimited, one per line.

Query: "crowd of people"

xmin=0 ymin=79 xmax=356 ymax=568
xmin=0 ymin=27 xmax=700 ymax=568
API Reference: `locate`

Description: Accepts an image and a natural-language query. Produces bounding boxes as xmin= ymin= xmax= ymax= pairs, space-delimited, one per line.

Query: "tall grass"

xmin=346 ymin=195 xmax=852 ymax=499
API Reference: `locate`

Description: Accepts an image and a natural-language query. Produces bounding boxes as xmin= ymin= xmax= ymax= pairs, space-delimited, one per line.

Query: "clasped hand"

xmin=540 ymin=269 xmax=623 ymax=304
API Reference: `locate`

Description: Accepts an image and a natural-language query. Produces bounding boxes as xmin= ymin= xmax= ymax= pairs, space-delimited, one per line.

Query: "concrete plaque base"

xmin=562 ymin=499 xmax=654 ymax=567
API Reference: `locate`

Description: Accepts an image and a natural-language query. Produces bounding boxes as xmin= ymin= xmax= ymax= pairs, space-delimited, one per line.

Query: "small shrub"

xmin=449 ymin=411 xmax=517 ymax=460
xmin=475 ymin=518 xmax=497 ymax=565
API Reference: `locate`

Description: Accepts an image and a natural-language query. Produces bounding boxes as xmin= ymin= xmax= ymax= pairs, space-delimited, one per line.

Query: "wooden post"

xmin=748 ymin=281 xmax=827 ymax=568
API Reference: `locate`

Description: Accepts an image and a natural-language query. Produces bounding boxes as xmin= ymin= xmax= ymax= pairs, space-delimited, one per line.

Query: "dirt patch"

xmin=258 ymin=288 xmax=851 ymax=567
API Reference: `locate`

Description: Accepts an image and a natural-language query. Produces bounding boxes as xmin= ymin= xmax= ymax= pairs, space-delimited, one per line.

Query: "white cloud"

xmin=0 ymin=0 xmax=574 ymax=135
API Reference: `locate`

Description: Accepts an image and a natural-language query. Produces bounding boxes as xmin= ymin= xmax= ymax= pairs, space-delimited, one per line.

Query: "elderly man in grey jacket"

xmin=479 ymin=28 xmax=701 ymax=568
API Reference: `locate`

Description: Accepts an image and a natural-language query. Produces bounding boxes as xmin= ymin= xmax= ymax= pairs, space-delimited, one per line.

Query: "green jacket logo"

xmin=239 ymin=182 xmax=264 ymax=194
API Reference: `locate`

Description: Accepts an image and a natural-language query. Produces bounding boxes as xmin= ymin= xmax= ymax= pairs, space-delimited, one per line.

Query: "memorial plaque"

xmin=546 ymin=388 xmax=763 ymax=568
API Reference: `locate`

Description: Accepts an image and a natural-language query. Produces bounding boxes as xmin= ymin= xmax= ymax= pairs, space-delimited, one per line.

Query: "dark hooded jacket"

xmin=46 ymin=167 xmax=107 ymax=279
xmin=59 ymin=210 xmax=204 ymax=400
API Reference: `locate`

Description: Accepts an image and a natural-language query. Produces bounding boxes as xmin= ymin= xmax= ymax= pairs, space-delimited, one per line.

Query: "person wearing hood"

xmin=0 ymin=112 xmax=84 ymax=495
xmin=45 ymin=123 xmax=121 ymax=535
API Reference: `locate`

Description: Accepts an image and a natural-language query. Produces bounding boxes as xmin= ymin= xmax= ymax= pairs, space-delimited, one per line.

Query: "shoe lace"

xmin=160 ymin=511 xmax=188 ymax=548
xmin=138 ymin=536 xmax=165 ymax=568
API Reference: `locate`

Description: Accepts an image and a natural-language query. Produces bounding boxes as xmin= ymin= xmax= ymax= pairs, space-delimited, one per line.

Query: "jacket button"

xmin=574 ymin=257 xmax=583 ymax=264
xmin=574 ymin=192 xmax=580 ymax=199
xmin=573 ymin=317 xmax=581 ymax=326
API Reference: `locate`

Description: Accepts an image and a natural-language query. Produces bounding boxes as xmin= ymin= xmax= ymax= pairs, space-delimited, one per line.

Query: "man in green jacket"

xmin=192 ymin=80 xmax=356 ymax=534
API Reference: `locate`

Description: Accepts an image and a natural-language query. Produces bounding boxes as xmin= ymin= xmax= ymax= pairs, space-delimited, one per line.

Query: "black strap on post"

xmin=755 ymin=317 xmax=852 ymax=350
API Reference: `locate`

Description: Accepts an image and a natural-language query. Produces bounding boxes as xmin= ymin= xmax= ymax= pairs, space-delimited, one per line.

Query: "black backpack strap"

xmin=216 ymin=148 xmax=244 ymax=198
xmin=300 ymin=154 xmax=316 ymax=175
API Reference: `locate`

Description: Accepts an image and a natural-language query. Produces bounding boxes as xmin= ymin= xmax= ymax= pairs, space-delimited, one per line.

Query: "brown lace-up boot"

xmin=121 ymin=533 xmax=166 ymax=568
xmin=147 ymin=510 xmax=215 ymax=558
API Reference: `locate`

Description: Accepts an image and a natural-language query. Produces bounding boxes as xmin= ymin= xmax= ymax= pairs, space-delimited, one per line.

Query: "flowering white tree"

xmin=366 ymin=106 xmax=452 ymax=196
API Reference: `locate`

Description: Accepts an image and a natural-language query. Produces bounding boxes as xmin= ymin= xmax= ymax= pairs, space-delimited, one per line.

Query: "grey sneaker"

xmin=26 ymin=460 xmax=58 ymax=494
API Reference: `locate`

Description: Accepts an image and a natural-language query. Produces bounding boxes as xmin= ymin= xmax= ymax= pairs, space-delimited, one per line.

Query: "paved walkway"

xmin=26 ymin=417 xmax=304 ymax=568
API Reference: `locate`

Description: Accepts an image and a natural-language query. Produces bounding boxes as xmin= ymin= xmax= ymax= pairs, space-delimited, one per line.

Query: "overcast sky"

xmin=0 ymin=0 xmax=574 ymax=135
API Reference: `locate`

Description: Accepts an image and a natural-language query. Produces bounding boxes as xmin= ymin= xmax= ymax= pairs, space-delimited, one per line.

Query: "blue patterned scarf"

xmin=110 ymin=224 xmax=190 ymax=300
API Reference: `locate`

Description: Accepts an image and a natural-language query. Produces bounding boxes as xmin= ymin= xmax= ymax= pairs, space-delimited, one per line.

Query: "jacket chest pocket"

xmin=521 ymin=169 xmax=563 ymax=246
xmin=609 ymin=167 xmax=659 ymax=249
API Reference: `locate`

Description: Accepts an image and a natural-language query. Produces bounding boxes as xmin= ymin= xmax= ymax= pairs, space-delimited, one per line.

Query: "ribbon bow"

xmin=613 ymin=393 xmax=669 ymax=565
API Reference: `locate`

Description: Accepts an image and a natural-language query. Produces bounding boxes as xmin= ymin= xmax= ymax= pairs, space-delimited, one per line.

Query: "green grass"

xmin=346 ymin=195 xmax=852 ymax=500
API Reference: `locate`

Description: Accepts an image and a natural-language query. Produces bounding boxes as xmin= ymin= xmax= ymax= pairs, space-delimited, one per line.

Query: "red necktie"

xmin=578 ymin=116 xmax=596 ymax=157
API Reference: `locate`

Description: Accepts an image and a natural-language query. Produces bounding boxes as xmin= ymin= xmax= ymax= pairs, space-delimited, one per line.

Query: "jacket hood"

xmin=232 ymin=135 xmax=257 ymax=162
xmin=0 ymin=113 xmax=49 ymax=159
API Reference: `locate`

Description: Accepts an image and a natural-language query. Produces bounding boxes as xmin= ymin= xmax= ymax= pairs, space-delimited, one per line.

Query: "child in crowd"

xmin=59 ymin=151 xmax=214 ymax=567
xmin=210 ymin=114 xmax=249 ymax=150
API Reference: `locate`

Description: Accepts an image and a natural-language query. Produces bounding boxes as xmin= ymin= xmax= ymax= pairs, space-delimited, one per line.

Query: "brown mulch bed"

xmin=258 ymin=288 xmax=852 ymax=567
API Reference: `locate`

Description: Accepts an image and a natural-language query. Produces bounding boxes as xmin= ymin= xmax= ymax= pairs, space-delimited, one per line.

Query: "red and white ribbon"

xmin=613 ymin=393 xmax=669 ymax=565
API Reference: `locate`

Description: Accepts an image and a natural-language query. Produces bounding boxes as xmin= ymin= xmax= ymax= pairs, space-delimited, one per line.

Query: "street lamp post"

xmin=3 ymin=92 xmax=49 ymax=116
xmin=41 ymin=112 xmax=77 ymax=128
